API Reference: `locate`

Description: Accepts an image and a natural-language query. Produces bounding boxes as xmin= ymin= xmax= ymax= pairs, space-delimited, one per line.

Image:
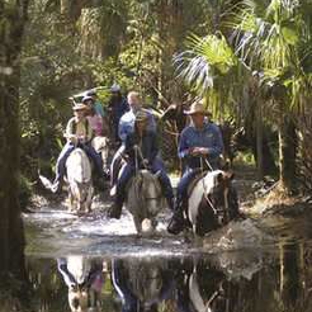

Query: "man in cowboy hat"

xmin=108 ymin=110 xmax=174 ymax=219
xmin=51 ymin=103 xmax=104 ymax=193
xmin=167 ymin=101 xmax=224 ymax=235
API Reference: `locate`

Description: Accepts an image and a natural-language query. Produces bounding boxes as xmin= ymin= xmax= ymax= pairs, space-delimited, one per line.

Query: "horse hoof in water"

xmin=141 ymin=218 xmax=153 ymax=234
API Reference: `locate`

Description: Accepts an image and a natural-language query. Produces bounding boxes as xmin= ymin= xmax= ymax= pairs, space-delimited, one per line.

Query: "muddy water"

xmin=20 ymin=203 xmax=312 ymax=312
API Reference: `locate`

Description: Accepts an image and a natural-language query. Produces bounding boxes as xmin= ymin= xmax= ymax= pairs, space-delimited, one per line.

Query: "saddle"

xmin=187 ymin=169 xmax=208 ymax=197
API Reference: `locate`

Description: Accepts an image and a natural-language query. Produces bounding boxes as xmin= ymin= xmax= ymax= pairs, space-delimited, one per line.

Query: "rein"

xmin=133 ymin=145 xmax=161 ymax=203
xmin=200 ymin=157 xmax=217 ymax=215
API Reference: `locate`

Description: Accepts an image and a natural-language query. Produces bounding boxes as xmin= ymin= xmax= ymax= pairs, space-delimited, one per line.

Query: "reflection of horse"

xmin=91 ymin=136 xmax=111 ymax=174
xmin=111 ymin=258 xmax=174 ymax=312
xmin=176 ymin=259 xmax=238 ymax=312
xmin=57 ymin=256 xmax=104 ymax=312
xmin=126 ymin=169 xmax=165 ymax=233
xmin=66 ymin=148 xmax=93 ymax=213
xmin=186 ymin=170 xmax=239 ymax=236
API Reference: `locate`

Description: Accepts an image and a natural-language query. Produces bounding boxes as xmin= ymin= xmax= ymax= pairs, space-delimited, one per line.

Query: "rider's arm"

xmin=149 ymin=132 xmax=159 ymax=162
xmin=206 ymin=124 xmax=224 ymax=158
xmin=147 ymin=110 xmax=157 ymax=133
xmin=124 ymin=133 xmax=136 ymax=160
xmin=178 ymin=129 xmax=191 ymax=159
xmin=65 ymin=118 xmax=76 ymax=142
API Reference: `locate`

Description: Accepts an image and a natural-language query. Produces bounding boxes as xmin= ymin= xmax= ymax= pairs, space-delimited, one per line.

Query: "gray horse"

xmin=126 ymin=169 xmax=165 ymax=233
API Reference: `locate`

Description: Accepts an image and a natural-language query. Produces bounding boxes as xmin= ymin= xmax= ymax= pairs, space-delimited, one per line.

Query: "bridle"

xmin=199 ymin=158 xmax=230 ymax=222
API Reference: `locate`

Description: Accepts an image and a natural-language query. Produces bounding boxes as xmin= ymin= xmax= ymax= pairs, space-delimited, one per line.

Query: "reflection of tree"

xmin=26 ymin=258 xmax=68 ymax=311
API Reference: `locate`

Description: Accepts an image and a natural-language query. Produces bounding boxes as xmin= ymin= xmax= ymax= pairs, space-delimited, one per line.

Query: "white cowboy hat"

xmin=72 ymin=103 xmax=89 ymax=111
xmin=184 ymin=102 xmax=209 ymax=115
xmin=110 ymin=83 xmax=121 ymax=92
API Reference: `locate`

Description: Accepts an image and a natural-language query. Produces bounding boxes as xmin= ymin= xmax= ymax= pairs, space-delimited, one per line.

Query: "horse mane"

xmin=67 ymin=148 xmax=91 ymax=183
xmin=202 ymin=170 xmax=224 ymax=193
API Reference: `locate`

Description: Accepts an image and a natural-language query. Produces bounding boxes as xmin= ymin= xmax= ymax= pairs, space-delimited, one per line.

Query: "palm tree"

xmin=175 ymin=0 xmax=312 ymax=193
xmin=232 ymin=0 xmax=312 ymax=193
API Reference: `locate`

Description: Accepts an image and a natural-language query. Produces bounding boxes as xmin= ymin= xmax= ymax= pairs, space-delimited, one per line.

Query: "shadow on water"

xmin=5 ymin=205 xmax=312 ymax=311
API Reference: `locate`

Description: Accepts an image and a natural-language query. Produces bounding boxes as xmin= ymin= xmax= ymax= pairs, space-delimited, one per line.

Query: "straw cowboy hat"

xmin=184 ymin=101 xmax=209 ymax=115
xmin=73 ymin=103 xmax=89 ymax=111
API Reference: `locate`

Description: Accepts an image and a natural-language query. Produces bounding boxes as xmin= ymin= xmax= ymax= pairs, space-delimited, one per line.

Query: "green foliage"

xmin=175 ymin=33 xmax=237 ymax=93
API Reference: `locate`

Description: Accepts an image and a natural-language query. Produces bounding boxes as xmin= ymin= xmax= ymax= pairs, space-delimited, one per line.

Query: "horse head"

xmin=139 ymin=170 xmax=163 ymax=218
xmin=189 ymin=170 xmax=239 ymax=236
xmin=64 ymin=256 xmax=103 ymax=312
xmin=112 ymin=258 xmax=172 ymax=312
xmin=127 ymin=169 xmax=163 ymax=233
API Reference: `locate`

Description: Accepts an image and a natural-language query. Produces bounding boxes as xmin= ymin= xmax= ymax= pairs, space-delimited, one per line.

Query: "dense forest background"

xmin=1 ymin=0 xmax=312 ymax=278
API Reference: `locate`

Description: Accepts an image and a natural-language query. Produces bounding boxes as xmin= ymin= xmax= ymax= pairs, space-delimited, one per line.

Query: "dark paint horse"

xmin=186 ymin=170 xmax=239 ymax=236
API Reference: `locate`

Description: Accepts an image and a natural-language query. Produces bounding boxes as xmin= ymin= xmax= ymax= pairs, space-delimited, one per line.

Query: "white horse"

xmin=187 ymin=170 xmax=239 ymax=236
xmin=66 ymin=148 xmax=93 ymax=213
xmin=58 ymin=256 xmax=104 ymax=312
xmin=126 ymin=169 xmax=165 ymax=233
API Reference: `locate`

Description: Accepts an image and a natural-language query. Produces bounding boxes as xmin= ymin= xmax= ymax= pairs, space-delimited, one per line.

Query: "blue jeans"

xmin=115 ymin=158 xmax=174 ymax=210
xmin=54 ymin=142 xmax=103 ymax=183
xmin=175 ymin=167 xmax=199 ymax=211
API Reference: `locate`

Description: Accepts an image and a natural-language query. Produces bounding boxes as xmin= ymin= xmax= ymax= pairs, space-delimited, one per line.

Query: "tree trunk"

xmin=255 ymin=99 xmax=264 ymax=179
xmin=0 ymin=0 xmax=29 ymax=280
xmin=278 ymin=113 xmax=297 ymax=194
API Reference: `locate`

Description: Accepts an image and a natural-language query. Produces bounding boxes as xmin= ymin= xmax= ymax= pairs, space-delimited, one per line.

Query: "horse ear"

xmin=221 ymin=159 xmax=230 ymax=171
xmin=217 ymin=172 xmax=224 ymax=183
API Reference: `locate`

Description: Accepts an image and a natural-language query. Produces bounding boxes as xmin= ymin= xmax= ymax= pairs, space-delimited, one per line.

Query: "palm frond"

xmin=174 ymin=33 xmax=236 ymax=93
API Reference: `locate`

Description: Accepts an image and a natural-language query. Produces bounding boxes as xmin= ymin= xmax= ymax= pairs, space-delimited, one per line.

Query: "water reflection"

xmin=23 ymin=240 xmax=312 ymax=312
xmin=112 ymin=258 xmax=176 ymax=312
xmin=57 ymin=256 xmax=105 ymax=312
xmin=27 ymin=256 xmax=249 ymax=312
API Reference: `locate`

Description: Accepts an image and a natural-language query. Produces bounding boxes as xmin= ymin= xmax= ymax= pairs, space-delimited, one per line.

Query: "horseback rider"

xmin=107 ymin=83 xmax=129 ymax=144
xmin=51 ymin=103 xmax=104 ymax=193
xmin=167 ymin=101 xmax=224 ymax=235
xmin=108 ymin=110 xmax=174 ymax=219
xmin=82 ymin=95 xmax=109 ymax=136
xmin=110 ymin=91 xmax=156 ymax=196
xmin=86 ymin=90 xmax=106 ymax=118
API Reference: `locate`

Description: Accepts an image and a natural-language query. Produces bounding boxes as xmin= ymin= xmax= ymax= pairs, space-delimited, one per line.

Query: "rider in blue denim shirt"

xmin=110 ymin=91 xmax=156 ymax=195
xmin=167 ymin=102 xmax=224 ymax=235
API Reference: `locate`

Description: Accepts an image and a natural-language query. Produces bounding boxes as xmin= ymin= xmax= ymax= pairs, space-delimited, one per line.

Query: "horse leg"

xmin=133 ymin=215 xmax=142 ymax=234
xmin=86 ymin=185 xmax=93 ymax=213
xmin=68 ymin=188 xmax=74 ymax=212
